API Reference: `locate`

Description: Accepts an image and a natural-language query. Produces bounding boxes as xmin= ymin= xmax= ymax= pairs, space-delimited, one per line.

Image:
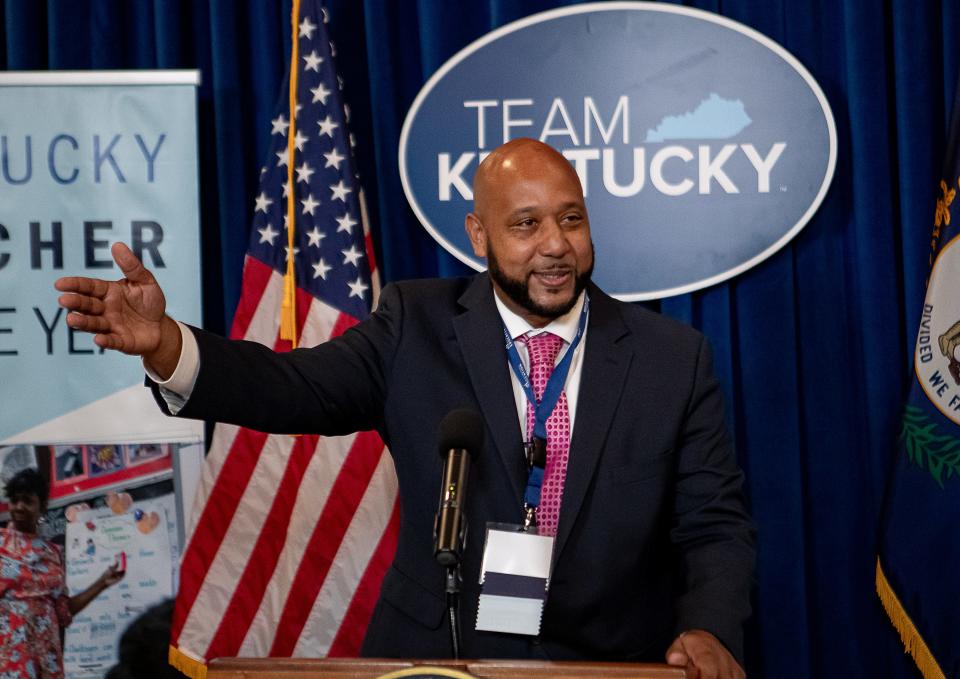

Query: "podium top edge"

xmin=0 ymin=70 xmax=202 ymax=86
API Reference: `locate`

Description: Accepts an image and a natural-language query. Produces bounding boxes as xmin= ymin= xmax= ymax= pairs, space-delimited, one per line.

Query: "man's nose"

xmin=537 ymin=219 xmax=570 ymax=257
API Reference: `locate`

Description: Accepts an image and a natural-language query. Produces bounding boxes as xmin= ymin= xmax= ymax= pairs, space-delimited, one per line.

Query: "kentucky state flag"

xmin=876 ymin=86 xmax=960 ymax=679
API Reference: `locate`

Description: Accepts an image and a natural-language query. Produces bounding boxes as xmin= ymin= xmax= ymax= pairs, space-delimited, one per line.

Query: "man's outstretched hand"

xmin=666 ymin=629 xmax=745 ymax=679
xmin=55 ymin=242 xmax=182 ymax=379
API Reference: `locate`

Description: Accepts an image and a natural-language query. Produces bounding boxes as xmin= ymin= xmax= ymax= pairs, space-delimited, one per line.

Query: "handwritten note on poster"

xmin=63 ymin=497 xmax=174 ymax=678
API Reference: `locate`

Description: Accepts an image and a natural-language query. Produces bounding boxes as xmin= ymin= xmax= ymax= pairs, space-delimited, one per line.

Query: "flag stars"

xmin=258 ymin=224 xmax=279 ymax=245
xmin=341 ymin=244 xmax=364 ymax=267
xmin=302 ymin=50 xmax=324 ymax=73
xmin=301 ymin=194 xmax=321 ymax=215
xmin=306 ymin=227 xmax=326 ymax=247
xmin=295 ymin=162 xmax=315 ymax=184
xmin=254 ymin=31 xmax=376 ymax=312
xmin=271 ymin=114 xmax=289 ymax=136
xmin=293 ymin=130 xmax=309 ymax=152
xmin=348 ymin=277 xmax=369 ymax=300
xmin=255 ymin=192 xmax=274 ymax=213
xmin=323 ymin=148 xmax=345 ymax=170
xmin=336 ymin=213 xmax=357 ymax=234
xmin=299 ymin=16 xmax=317 ymax=40
xmin=329 ymin=41 xmax=337 ymax=58
xmin=330 ymin=180 xmax=352 ymax=202
xmin=312 ymin=258 xmax=332 ymax=280
xmin=311 ymin=83 xmax=331 ymax=105
xmin=317 ymin=115 xmax=339 ymax=138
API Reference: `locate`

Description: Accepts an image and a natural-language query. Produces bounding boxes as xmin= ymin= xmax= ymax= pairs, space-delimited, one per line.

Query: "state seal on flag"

xmin=916 ymin=232 xmax=960 ymax=424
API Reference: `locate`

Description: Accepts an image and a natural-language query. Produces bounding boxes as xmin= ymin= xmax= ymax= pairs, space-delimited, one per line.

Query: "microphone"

xmin=434 ymin=409 xmax=485 ymax=568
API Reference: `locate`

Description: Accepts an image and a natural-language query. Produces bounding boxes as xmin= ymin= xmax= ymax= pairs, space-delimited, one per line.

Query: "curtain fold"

xmin=2 ymin=1 xmax=950 ymax=676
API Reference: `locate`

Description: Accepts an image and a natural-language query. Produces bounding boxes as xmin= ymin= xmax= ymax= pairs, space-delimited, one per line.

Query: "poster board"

xmin=0 ymin=71 xmax=206 ymax=676
xmin=63 ymin=495 xmax=178 ymax=678
xmin=0 ymin=70 xmax=204 ymax=447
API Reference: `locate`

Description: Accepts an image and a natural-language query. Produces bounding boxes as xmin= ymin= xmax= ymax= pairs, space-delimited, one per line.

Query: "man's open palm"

xmin=54 ymin=242 xmax=168 ymax=356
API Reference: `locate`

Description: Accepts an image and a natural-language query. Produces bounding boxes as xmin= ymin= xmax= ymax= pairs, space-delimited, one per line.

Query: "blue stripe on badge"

xmin=482 ymin=571 xmax=547 ymax=600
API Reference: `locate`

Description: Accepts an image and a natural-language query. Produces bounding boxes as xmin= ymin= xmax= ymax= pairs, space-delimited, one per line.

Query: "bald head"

xmin=464 ymin=138 xmax=594 ymax=327
xmin=473 ymin=138 xmax=584 ymax=223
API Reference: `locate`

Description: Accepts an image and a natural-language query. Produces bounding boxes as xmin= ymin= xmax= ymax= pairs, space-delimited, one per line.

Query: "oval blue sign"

xmin=399 ymin=2 xmax=836 ymax=300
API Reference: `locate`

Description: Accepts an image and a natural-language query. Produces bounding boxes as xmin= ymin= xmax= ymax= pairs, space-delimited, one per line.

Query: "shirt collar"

xmin=493 ymin=288 xmax=587 ymax=345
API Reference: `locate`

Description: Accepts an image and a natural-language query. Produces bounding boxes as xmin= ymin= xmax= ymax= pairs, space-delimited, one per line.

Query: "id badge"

xmin=475 ymin=523 xmax=554 ymax=636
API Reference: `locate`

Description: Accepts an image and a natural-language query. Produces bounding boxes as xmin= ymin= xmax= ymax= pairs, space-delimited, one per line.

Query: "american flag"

xmin=169 ymin=2 xmax=399 ymax=672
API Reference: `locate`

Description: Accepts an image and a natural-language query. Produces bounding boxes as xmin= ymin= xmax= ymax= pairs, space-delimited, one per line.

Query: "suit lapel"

xmin=554 ymin=285 xmax=632 ymax=562
xmin=453 ymin=276 xmax=527 ymax=503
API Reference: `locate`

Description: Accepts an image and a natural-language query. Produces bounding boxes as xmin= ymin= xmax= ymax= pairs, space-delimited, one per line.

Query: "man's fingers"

xmin=58 ymin=293 xmax=105 ymax=316
xmin=54 ymin=276 xmax=111 ymax=299
xmin=66 ymin=312 xmax=111 ymax=334
xmin=683 ymin=641 xmax=719 ymax=679
xmin=94 ymin=333 xmax=124 ymax=351
xmin=666 ymin=636 xmax=689 ymax=666
xmin=678 ymin=630 xmax=741 ymax=679
xmin=693 ymin=657 xmax=718 ymax=679
xmin=93 ymin=333 xmax=126 ymax=351
xmin=112 ymin=242 xmax=153 ymax=285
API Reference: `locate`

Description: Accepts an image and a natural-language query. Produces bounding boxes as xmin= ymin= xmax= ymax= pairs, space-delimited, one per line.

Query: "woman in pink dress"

xmin=1 ymin=469 xmax=123 ymax=679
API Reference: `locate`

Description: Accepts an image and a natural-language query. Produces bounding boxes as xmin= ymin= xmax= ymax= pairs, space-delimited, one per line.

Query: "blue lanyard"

xmin=504 ymin=295 xmax=589 ymax=440
xmin=503 ymin=295 xmax=589 ymax=511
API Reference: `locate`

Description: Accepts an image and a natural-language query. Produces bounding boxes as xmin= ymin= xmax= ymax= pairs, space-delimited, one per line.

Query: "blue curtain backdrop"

xmin=2 ymin=1 xmax=955 ymax=677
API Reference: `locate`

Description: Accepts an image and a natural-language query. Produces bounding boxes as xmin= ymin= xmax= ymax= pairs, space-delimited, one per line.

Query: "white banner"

xmin=0 ymin=71 xmax=204 ymax=446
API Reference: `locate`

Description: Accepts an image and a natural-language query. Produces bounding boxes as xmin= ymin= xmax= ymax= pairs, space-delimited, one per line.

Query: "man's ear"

xmin=465 ymin=213 xmax=487 ymax=258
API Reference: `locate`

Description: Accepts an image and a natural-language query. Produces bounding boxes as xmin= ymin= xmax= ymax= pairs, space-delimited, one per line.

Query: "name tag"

xmin=475 ymin=524 xmax=554 ymax=636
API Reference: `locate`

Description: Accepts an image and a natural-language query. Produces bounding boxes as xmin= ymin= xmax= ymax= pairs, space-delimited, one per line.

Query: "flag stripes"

xmin=291 ymin=454 xmax=398 ymax=656
xmin=173 ymin=261 xmax=394 ymax=660
xmin=203 ymin=433 xmax=320 ymax=659
xmin=236 ymin=432 xmax=371 ymax=655
xmin=326 ymin=498 xmax=400 ymax=656
xmin=269 ymin=430 xmax=387 ymax=655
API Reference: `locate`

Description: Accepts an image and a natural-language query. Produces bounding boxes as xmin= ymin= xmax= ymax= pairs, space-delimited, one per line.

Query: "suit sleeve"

xmin=149 ymin=282 xmax=403 ymax=437
xmin=670 ymin=336 xmax=756 ymax=665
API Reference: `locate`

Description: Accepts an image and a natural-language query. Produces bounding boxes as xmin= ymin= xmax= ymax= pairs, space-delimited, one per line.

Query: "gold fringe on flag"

xmin=280 ymin=0 xmax=302 ymax=346
xmin=168 ymin=645 xmax=208 ymax=679
xmin=875 ymin=558 xmax=946 ymax=679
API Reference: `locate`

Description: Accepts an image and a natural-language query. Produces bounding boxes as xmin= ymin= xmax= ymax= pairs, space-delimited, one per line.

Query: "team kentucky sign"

xmin=399 ymin=2 xmax=837 ymax=300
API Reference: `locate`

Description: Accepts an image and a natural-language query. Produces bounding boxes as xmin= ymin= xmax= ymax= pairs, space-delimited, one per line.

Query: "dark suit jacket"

xmin=159 ymin=274 xmax=755 ymax=663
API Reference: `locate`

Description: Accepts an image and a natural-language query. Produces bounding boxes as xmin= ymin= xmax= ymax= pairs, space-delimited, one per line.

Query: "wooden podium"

xmin=207 ymin=657 xmax=687 ymax=678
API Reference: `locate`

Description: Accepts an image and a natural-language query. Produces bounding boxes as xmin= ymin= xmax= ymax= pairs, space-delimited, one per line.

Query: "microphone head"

xmin=437 ymin=409 xmax=485 ymax=457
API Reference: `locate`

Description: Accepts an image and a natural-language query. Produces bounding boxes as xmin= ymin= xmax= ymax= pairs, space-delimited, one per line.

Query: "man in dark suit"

xmin=56 ymin=139 xmax=754 ymax=678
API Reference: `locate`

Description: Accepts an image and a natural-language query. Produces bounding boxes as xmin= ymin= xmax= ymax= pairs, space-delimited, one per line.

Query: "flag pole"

xmin=280 ymin=0 xmax=302 ymax=347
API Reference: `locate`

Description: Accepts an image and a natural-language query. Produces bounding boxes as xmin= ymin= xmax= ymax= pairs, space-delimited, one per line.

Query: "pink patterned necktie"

xmin=518 ymin=331 xmax=570 ymax=537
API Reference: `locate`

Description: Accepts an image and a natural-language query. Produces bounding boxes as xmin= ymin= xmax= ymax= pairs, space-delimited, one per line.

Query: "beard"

xmin=487 ymin=244 xmax=594 ymax=320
